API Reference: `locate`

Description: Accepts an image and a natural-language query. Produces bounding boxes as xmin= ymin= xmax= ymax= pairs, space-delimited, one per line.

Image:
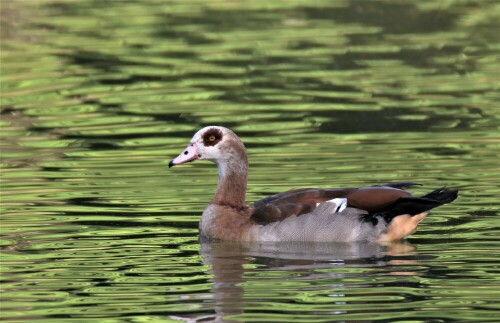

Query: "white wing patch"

xmin=316 ymin=198 xmax=348 ymax=213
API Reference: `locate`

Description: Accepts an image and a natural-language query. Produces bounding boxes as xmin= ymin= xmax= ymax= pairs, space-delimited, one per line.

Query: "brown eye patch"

xmin=202 ymin=128 xmax=223 ymax=146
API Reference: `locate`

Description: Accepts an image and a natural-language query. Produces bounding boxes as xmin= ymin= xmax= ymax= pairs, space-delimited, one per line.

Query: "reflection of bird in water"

xmin=169 ymin=126 xmax=458 ymax=242
xmin=170 ymin=240 xmax=420 ymax=323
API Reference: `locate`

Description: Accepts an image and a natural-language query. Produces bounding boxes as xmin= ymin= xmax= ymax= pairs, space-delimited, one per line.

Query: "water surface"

xmin=1 ymin=0 xmax=499 ymax=322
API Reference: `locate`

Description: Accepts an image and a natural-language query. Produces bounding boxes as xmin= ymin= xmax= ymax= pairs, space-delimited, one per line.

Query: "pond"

xmin=1 ymin=0 xmax=499 ymax=322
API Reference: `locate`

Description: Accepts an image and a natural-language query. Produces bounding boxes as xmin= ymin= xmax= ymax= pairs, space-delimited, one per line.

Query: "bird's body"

xmin=169 ymin=126 xmax=458 ymax=242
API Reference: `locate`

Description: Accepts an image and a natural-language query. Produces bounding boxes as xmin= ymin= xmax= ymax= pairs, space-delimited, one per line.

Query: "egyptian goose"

xmin=169 ymin=126 xmax=458 ymax=242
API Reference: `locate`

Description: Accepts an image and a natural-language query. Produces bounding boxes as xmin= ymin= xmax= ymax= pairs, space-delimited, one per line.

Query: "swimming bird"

xmin=169 ymin=126 xmax=458 ymax=242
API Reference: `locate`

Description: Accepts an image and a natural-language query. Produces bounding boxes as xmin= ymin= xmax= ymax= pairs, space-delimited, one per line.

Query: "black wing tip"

xmin=372 ymin=187 xmax=459 ymax=222
xmin=422 ymin=187 xmax=459 ymax=204
xmin=376 ymin=182 xmax=423 ymax=189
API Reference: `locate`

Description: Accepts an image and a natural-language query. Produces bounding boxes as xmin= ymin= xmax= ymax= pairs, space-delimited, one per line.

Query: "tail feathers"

xmin=375 ymin=187 xmax=458 ymax=223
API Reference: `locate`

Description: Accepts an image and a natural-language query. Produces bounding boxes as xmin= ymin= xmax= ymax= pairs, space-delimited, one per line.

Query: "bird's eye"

xmin=203 ymin=128 xmax=222 ymax=146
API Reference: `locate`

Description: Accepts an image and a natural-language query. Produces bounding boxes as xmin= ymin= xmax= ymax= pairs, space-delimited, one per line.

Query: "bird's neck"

xmin=212 ymin=154 xmax=248 ymax=209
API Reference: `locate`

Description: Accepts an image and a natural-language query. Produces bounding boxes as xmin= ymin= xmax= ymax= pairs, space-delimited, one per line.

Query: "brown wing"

xmin=250 ymin=185 xmax=413 ymax=225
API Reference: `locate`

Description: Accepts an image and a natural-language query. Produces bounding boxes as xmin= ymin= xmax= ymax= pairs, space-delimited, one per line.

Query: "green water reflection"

xmin=1 ymin=0 xmax=499 ymax=322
